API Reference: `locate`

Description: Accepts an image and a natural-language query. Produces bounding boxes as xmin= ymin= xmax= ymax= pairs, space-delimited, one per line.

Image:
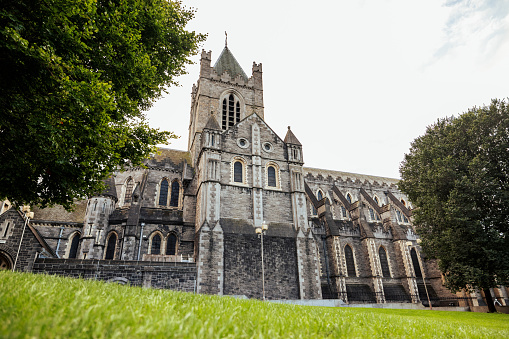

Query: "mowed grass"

xmin=1 ymin=271 xmax=508 ymax=338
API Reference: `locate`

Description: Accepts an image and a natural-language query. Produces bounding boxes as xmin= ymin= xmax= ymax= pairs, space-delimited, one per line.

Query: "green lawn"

xmin=1 ymin=271 xmax=508 ymax=338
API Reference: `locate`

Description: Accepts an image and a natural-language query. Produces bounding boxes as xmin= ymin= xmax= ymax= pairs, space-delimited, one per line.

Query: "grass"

xmin=1 ymin=271 xmax=508 ymax=338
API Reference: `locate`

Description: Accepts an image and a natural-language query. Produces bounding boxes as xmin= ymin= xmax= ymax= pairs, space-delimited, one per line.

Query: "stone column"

xmin=332 ymin=237 xmax=348 ymax=302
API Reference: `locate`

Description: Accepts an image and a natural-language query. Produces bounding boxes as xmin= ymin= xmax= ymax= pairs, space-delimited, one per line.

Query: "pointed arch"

xmin=344 ymin=244 xmax=356 ymax=277
xmin=379 ymin=246 xmax=391 ymax=278
xmin=373 ymin=195 xmax=381 ymax=206
xmin=104 ymin=232 xmax=118 ymax=260
xmin=346 ymin=193 xmax=353 ymax=204
xmin=170 ymin=180 xmax=180 ymax=207
xmin=158 ymin=178 xmax=169 ymax=206
xmin=221 ymin=91 xmax=244 ymax=130
xmin=166 ymin=233 xmax=178 ymax=255
xmin=149 ymin=232 xmax=163 ymax=255
xmin=67 ymin=232 xmax=81 ymax=259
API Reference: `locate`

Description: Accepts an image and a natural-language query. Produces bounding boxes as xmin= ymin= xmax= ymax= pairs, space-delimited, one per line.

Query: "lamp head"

xmin=255 ymin=227 xmax=262 ymax=234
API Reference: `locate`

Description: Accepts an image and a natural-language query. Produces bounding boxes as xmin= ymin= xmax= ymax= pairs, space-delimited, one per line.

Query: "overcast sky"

xmin=147 ymin=0 xmax=509 ymax=179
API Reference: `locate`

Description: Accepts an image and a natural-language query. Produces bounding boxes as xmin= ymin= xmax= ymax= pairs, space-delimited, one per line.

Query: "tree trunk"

xmin=483 ymin=288 xmax=496 ymax=313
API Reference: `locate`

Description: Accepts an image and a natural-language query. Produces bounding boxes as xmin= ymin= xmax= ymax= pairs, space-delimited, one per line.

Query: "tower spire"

xmin=225 ymin=31 xmax=227 ymax=47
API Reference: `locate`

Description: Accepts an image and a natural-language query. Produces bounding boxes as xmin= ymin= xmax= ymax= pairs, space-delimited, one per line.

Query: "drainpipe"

xmin=137 ymin=222 xmax=145 ymax=261
xmin=55 ymin=227 xmax=64 ymax=258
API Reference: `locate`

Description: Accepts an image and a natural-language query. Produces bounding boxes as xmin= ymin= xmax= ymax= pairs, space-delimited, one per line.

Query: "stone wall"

xmin=32 ymin=258 xmax=197 ymax=291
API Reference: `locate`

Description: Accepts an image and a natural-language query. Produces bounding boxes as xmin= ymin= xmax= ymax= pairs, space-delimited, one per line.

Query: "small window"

xmin=379 ymin=247 xmax=391 ymax=277
xmin=396 ymin=210 xmax=402 ymax=222
xmin=345 ymin=244 xmax=356 ymax=277
xmin=401 ymin=199 xmax=406 ymax=206
xmin=166 ymin=234 xmax=177 ymax=255
xmin=346 ymin=193 xmax=352 ymax=204
xmin=105 ymin=233 xmax=117 ymax=259
xmin=159 ymin=179 xmax=169 ymax=206
xmin=68 ymin=233 xmax=80 ymax=259
xmin=234 ymin=161 xmax=243 ymax=183
xmin=369 ymin=208 xmax=375 ymax=221
xmin=374 ymin=196 xmax=380 ymax=206
xmin=170 ymin=181 xmax=180 ymax=207
xmin=341 ymin=206 xmax=347 ymax=218
xmin=267 ymin=166 xmax=276 ymax=187
xmin=317 ymin=190 xmax=323 ymax=201
xmin=151 ymin=234 xmax=162 ymax=255
xmin=403 ymin=216 xmax=409 ymax=223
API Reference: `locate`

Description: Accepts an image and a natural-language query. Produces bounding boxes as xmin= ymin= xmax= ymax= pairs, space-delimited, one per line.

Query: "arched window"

xmin=234 ymin=161 xmax=243 ymax=183
xmin=159 ymin=179 xmax=169 ymax=206
xmin=317 ymin=190 xmax=323 ymax=201
xmin=401 ymin=199 xmax=406 ymax=206
xmin=166 ymin=234 xmax=177 ymax=255
xmin=379 ymin=246 xmax=391 ymax=277
xmin=267 ymin=166 xmax=276 ymax=187
xmin=170 ymin=181 xmax=180 ymax=207
xmin=124 ymin=178 xmax=134 ymax=204
xmin=68 ymin=233 xmax=80 ymax=259
xmin=344 ymin=244 xmax=356 ymax=277
xmin=346 ymin=193 xmax=352 ymax=204
xmin=151 ymin=233 xmax=162 ymax=255
xmin=410 ymin=248 xmax=423 ymax=278
xmin=222 ymin=94 xmax=242 ymax=130
xmin=374 ymin=196 xmax=380 ymax=206
xmin=396 ymin=210 xmax=403 ymax=222
xmin=104 ymin=232 xmax=117 ymax=259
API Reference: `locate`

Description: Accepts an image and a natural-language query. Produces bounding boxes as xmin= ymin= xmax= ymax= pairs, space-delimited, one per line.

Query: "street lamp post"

xmin=256 ymin=221 xmax=269 ymax=301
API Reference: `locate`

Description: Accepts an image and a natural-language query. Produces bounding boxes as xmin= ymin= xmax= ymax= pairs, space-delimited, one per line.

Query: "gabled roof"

xmin=213 ymin=46 xmax=248 ymax=81
xmin=204 ymin=114 xmax=221 ymax=130
xmin=102 ymin=175 xmax=117 ymax=200
xmin=284 ymin=126 xmax=302 ymax=146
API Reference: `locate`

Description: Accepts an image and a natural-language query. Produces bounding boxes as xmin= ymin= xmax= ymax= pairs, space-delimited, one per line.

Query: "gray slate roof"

xmin=284 ymin=127 xmax=302 ymax=146
xmin=213 ymin=47 xmax=248 ymax=81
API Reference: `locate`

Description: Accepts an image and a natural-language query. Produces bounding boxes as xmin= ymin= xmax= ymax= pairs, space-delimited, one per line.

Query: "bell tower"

xmin=188 ymin=46 xmax=264 ymax=165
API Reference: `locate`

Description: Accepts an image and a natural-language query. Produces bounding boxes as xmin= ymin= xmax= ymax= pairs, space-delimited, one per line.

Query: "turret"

xmin=79 ymin=176 xmax=118 ymax=259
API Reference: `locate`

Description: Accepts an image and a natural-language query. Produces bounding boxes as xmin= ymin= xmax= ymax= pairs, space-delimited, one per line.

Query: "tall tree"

xmin=399 ymin=99 xmax=509 ymax=313
xmin=0 ymin=0 xmax=205 ymax=210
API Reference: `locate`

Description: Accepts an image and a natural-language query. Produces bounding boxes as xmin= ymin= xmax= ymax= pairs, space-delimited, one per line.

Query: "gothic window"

xmin=403 ymin=215 xmax=409 ymax=223
xmin=222 ymin=94 xmax=242 ymax=130
xmin=104 ymin=232 xmax=117 ymax=260
xmin=166 ymin=234 xmax=177 ymax=255
xmin=170 ymin=181 xmax=180 ymax=207
xmin=346 ymin=193 xmax=352 ymax=204
xmin=68 ymin=233 xmax=80 ymax=259
xmin=317 ymin=190 xmax=323 ymax=201
xmin=410 ymin=248 xmax=423 ymax=278
xmin=124 ymin=178 xmax=134 ymax=204
xmin=150 ymin=233 xmax=162 ymax=255
xmin=234 ymin=161 xmax=243 ymax=183
xmin=401 ymin=199 xmax=406 ymax=206
xmin=369 ymin=208 xmax=375 ymax=221
xmin=159 ymin=179 xmax=169 ymax=206
xmin=374 ymin=196 xmax=380 ymax=206
xmin=341 ymin=206 xmax=347 ymax=218
xmin=379 ymin=246 xmax=391 ymax=277
xmin=396 ymin=210 xmax=403 ymax=222
xmin=344 ymin=244 xmax=356 ymax=277
xmin=267 ymin=166 xmax=276 ymax=187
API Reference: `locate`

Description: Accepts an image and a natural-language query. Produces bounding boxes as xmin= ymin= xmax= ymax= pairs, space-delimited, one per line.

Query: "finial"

xmin=225 ymin=31 xmax=227 ymax=47
xmin=288 ymin=126 xmax=291 ymax=130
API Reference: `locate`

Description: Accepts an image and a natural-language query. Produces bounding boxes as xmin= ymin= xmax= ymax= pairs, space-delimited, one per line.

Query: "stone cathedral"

xmin=2 ymin=45 xmax=506 ymax=305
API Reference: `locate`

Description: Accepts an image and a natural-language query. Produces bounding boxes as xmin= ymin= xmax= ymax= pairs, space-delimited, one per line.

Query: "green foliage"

xmin=399 ymin=99 xmax=509 ymax=293
xmin=1 ymin=271 xmax=508 ymax=338
xmin=0 ymin=0 xmax=205 ymax=209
